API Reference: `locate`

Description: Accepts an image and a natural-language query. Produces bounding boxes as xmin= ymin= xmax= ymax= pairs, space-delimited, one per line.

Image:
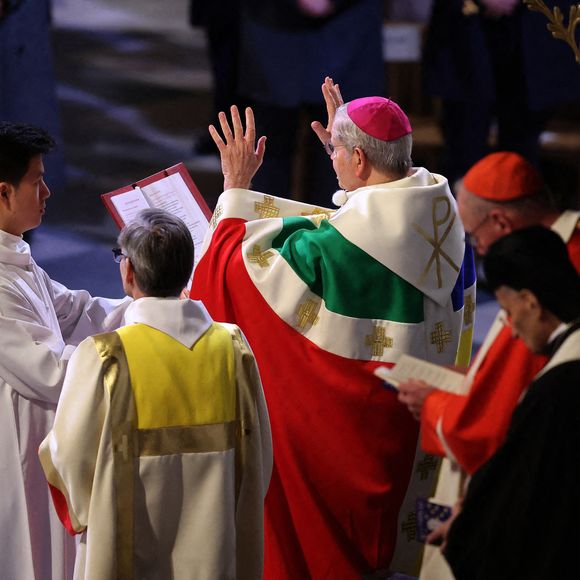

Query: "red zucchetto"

xmin=463 ymin=152 xmax=545 ymax=201
xmin=346 ymin=97 xmax=412 ymax=142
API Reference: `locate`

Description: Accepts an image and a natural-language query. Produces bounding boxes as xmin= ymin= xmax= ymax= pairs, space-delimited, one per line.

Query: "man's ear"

xmin=0 ymin=181 xmax=14 ymax=208
xmin=124 ymin=258 xmax=135 ymax=285
xmin=353 ymin=147 xmax=371 ymax=180
xmin=519 ymin=288 xmax=541 ymax=315
xmin=489 ymin=208 xmax=513 ymax=235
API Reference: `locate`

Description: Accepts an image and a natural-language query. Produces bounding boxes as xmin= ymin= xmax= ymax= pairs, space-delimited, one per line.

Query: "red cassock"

xmin=421 ymin=217 xmax=580 ymax=475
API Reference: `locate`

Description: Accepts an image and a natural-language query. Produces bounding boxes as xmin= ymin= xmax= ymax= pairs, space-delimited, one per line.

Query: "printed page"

xmin=139 ymin=172 xmax=209 ymax=267
xmin=110 ymin=189 xmax=151 ymax=225
xmin=374 ymin=354 xmax=466 ymax=394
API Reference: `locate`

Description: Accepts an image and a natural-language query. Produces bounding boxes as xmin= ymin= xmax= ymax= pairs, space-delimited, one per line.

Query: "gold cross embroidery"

xmin=209 ymin=204 xmax=223 ymax=229
xmin=431 ymin=321 xmax=452 ymax=354
xmin=416 ymin=454 xmax=439 ymax=481
xmin=115 ymin=433 xmax=130 ymax=462
xmin=231 ymin=327 xmax=244 ymax=349
xmin=365 ymin=325 xmax=394 ymax=357
xmin=296 ymin=299 xmax=321 ymax=330
xmin=255 ymin=195 xmax=280 ymax=219
xmin=301 ymin=208 xmax=333 ymax=227
xmin=414 ymin=196 xmax=460 ymax=289
xmin=247 ymin=245 xmax=274 ymax=268
xmin=401 ymin=511 xmax=417 ymax=542
xmin=463 ymin=295 xmax=475 ymax=326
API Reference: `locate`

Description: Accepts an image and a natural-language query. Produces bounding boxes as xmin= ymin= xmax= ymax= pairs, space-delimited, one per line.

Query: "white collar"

xmin=0 ymin=229 xmax=32 ymax=267
xmin=331 ymin=167 xmax=438 ymax=207
xmin=547 ymin=322 xmax=569 ymax=345
xmin=124 ymin=297 xmax=213 ymax=348
xmin=550 ymin=210 xmax=580 ymax=243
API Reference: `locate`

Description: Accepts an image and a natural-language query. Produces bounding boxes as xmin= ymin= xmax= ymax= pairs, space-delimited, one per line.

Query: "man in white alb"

xmin=0 ymin=122 xmax=129 ymax=580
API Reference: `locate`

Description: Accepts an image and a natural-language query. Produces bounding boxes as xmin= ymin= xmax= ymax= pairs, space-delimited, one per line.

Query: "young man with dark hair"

xmin=40 ymin=209 xmax=272 ymax=580
xmin=444 ymin=226 xmax=580 ymax=578
xmin=0 ymin=122 xmax=129 ymax=579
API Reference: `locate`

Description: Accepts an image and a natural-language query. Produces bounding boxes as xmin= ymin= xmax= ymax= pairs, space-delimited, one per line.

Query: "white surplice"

xmin=0 ymin=229 xmax=129 ymax=580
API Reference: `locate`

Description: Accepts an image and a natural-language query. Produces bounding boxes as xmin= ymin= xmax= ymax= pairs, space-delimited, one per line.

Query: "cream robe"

xmin=0 ymin=229 xmax=129 ymax=580
xmin=40 ymin=298 xmax=273 ymax=580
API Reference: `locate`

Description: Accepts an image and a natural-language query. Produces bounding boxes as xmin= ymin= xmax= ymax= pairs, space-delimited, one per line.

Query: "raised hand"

xmin=209 ymin=105 xmax=267 ymax=191
xmin=311 ymin=76 xmax=345 ymax=146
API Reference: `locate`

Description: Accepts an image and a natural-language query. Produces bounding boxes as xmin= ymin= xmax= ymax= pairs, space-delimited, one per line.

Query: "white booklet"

xmin=102 ymin=162 xmax=212 ymax=270
xmin=374 ymin=354 xmax=466 ymax=394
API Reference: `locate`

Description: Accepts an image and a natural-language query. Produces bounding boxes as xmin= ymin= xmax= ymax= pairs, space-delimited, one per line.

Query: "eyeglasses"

xmin=323 ymin=141 xmax=347 ymax=157
xmin=112 ymin=247 xmax=128 ymax=263
xmin=467 ymin=213 xmax=491 ymax=247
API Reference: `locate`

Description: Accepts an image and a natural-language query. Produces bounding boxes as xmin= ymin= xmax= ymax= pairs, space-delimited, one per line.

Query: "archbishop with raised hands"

xmin=190 ymin=77 xmax=475 ymax=579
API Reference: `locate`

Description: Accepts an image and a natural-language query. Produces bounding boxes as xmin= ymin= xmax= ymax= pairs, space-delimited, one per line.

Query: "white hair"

xmin=332 ymin=104 xmax=413 ymax=178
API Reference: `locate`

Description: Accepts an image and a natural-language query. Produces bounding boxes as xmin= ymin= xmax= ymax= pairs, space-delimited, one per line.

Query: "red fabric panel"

xmin=192 ymin=219 xmax=419 ymax=578
xmin=420 ymin=389 xmax=455 ymax=457
xmin=422 ymin=327 xmax=547 ymax=474
xmin=48 ymin=483 xmax=80 ymax=536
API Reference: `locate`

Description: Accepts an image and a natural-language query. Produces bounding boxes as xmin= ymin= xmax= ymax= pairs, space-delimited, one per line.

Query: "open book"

xmin=374 ymin=354 xmax=466 ymax=394
xmin=101 ymin=163 xmax=212 ymax=269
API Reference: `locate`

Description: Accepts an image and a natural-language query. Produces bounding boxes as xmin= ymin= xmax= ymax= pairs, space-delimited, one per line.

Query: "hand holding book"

xmin=101 ymin=163 xmax=211 ymax=271
xmin=374 ymin=354 xmax=468 ymax=420
xmin=397 ymin=379 xmax=436 ymax=421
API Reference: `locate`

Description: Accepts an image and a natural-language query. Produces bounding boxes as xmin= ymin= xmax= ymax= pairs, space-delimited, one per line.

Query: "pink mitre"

xmin=346 ymin=97 xmax=412 ymax=141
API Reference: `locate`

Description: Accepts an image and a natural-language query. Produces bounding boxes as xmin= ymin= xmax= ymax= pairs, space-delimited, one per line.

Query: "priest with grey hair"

xmin=40 ymin=209 xmax=272 ymax=580
xmin=191 ymin=77 xmax=475 ymax=578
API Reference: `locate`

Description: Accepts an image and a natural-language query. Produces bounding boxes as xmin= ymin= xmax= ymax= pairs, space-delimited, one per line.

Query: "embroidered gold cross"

xmin=414 ymin=196 xmax=460 ymax=289
xmin=209 ymin=204 xmax=223 ymax=229
xmin=401 ymin=511 xmax=417 ymax=542
xmin=255 ymin=195 xmax=280 ymax=218
xmin=431 ymin=321 xmax=452 ymax=353
xmin=416 ymin=454 xmax=439 ymax=481
xmin=301 ymin=207 xmax=333 ymax=227
xmin=231 ymin=327 xmax=244 ymax=349
xmin=296 ymin=299 xmax=321 ymax=329
xmin=463 ymin=295 xmax=475 ymax=326
xmin=247 ymin=245 xmax=274 ymax=268
xmin=365 ymin=325 xmax=394 ymax=357
xmin=115 ymin=434 xmax=130 ymax=462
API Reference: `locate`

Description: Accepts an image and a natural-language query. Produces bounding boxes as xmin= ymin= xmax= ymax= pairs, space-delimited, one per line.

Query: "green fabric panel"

xmin=272 ymin=217 xmax=424 ymax=322
xmin=271 ymin=216 xmax=317 ymax=248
